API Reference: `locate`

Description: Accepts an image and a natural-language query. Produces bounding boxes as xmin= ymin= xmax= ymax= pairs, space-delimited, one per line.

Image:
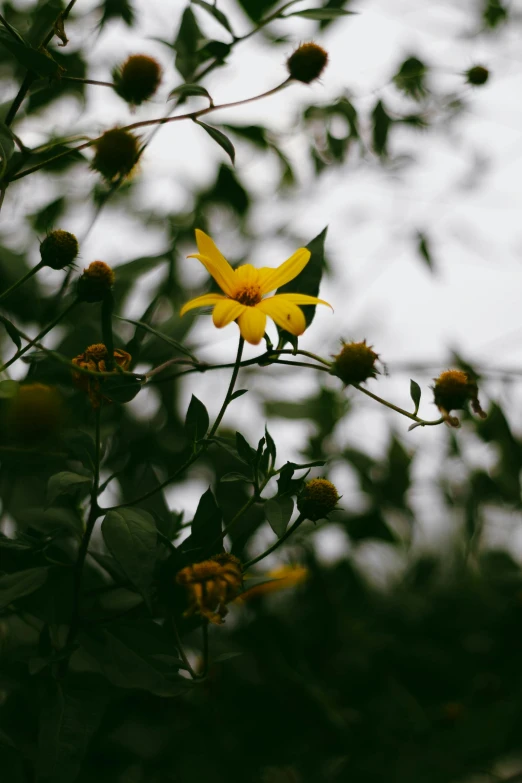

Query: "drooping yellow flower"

xmin=180 ymin=230 xmax=332 ymax=345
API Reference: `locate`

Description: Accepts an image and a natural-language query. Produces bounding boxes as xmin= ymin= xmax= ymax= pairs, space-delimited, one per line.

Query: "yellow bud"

xmin=77 ymin=261 xmax=115 ymax=302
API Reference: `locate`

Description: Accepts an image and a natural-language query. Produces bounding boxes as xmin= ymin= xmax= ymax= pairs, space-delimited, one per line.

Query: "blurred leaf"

xmin=185 ymin=394 xmax=209 ymax=442
xmin=345 ymin=509 xmax=397 ymax=542
xmin=0 ymin=30 xmax=62 ymax=77
xmin=167 ymin=82 xmax=213 ymax=102
xmin=101 ymin=374 xmax=142 ymax=404
xmin=265 ymin=496 xmax=294 ymax=537
xmin=410 ymin=380 xmax=421 ymax=416
xmin=220 ymin=471 xmax=252 ymax=483
xmin=276 ymin=226 xmax=328 ymax=348
xmin=236 ymin=431 xmax=256 ymax=464
xmin=372 ymin=100 xmax=392 ymax=156
xmin=417 ymin=231 xmax=434 ymax=271
xmin=28 ymin=196 xmax=66 ymax=233
xmin=46 ymin=471 xmax=91 ymax=508
xmin=174 ymin=7 xmax=204 ymax=81
xmin=192 ymin=0 xmax=235 ymax=35
xmin=101 ymin=508 xmax=157 ymax=599
xmin=98 ymin=0 xmax=135 ymax=27
xmin=393 ymin=56 xmax=428 ymax=100
xmin=0 ymin=567 xmax=49 ymax=609
xmin=287 ymin=8 xmax=356 ymax=19
xmin=195 ymin=120 xmax=235 ymax=164
xmin=0 ymin=121 xmax=15 ymax=176
xmin=483 ymin=0 xmax=508 ymax=28
xmin=199 ymin=163 xmax=250 ymax=216
xmin=236 ymin=0 xmax=278 ymax=22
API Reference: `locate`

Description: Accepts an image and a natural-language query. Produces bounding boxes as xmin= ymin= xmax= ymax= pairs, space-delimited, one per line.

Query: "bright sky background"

xmin=4 ymin=0 xmax=522 ymax=573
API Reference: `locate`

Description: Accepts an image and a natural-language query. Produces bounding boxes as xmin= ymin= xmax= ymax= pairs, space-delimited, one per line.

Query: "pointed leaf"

xmin=0 ymin=314 xmax=22 ymax=350
xmin=192 ymin=0 xmax=235 ymax=34
xmin=195 ymin=120 xmax=235 ymax=164
xmin=101 ymin=508 xmax=157 ymax=598
xmin=0 ymin=567 xmax=48 ymax=609
xmin=265 ymin=496 xmax=294 ymax=537
xmin=185 ymin=394 xmax=209 ymax=441
xmin=167 ymin=83 xmax=213 ymax=103
xmin=410 ymin=379 xmax=421 ymax=416
xmin=190 ymin=487 xmax=223 ymax=558
xmin=47 ymin=472 xmax=91 ymax=508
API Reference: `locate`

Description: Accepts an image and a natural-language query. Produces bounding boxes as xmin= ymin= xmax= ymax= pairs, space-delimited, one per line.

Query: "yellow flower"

xmin=176 ymin=553 xmax=243 ymax=625
xmin=72 ymin=343 xmax=132 ymax=408
xmin=236 ymin=565 xmax=308 ymax=602
xmin=180 ymin=230 xmax=332 ymax=345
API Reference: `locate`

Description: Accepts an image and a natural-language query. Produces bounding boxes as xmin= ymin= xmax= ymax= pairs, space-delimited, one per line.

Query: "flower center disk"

xmin=235 ymin=285 xmax=262 ymax=306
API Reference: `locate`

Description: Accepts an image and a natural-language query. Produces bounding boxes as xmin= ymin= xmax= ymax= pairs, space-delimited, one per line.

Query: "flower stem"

xmin=353 ymin=384 xmax=445 ymax=427
xmin=208 ymin=337 xmax=244 ymax=438
xmin=0 ymin=260 xmax=44 ymax=303
xmin=0 ymin=299 xmax=78 ymax=372
xmin=243 ymin=513 xmax=306 ymax=570
xmin=61 ymin=405 xmax=102 ymax=672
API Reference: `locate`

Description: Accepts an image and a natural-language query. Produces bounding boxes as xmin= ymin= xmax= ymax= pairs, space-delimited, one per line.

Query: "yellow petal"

xmin=189 ymin=230 xmax=236 ymax=296
xmin=272 ymin=292 xmax=333 ymax=310
xmin=233 ymin=263 xmax=260 ymax=288
xmin=180 ymin=293 xmax=227 ymax=317
xmin=259 ymin=248 xmax=311 ymax=295
xmin=212 ymin=299 xmax=246 ymax=328
xmin=237 ymin=307 xmax=267 ymax=345
xmin=257 ymin=297 xmax=306 ymax=336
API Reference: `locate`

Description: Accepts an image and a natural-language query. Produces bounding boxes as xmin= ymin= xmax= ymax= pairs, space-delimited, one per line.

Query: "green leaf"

xmin=0 ymin=31 xmax=62 ymax=77
xmin=0 ymin=567 xmax=49 ymax=609
xmin=46 ymin=472 xmax=91 ymax=508
xmin=287 ymin=8 xmax=356 ymax=19
xmin=265 ymin=496 xmax=294 ymax=537
xmin=0 ymin=380 xmax=18 ymax=399
xmin=174 ymin=7 xmax=204 ymax=81
xmin=185 ymin=394 xmax=209 ymax=442
xmin=416 ymin=231 xmax=434 ymax=271
xmin=101 ymin=374 xmax=142 ymax=403
xmin=192 ymin=0 xmax=235 ymax=35
xmin=372 ymin=100 xmax=392 ymax=156
xmin=101 ymin=508 xmax=157 ymax=598
xmin=276 ymin=226 xmax=328 ymax=348
xmin=236 ymin=0 xmax=278 ymax=22
xmin=220 ymin=472 xmax=253 ymax=484
xmin=195 ymin=120 xmax=235 ymax=164
xmin=410 ymin=380 xmax=421 ymax=416
xmin=190 ymin=487 xmax=223 ymax=558
xmin=167 ymin=82 xmax=213 ymax=103
xmin=0 ymin=121 xmax=15 ymax=177
xmin=0 ymin=314 xmax=22 ymax=350
xmin=230 ymin=388 xmax=248 ymax=401
xmin=63 ymin=430 xmax=96 ymax=471
xmin=79 ymin=624 xmax=187 ymax=696
xmin=236 ymin=431 xmax=256 ymax=464
xmin=393 ymin=56 xmax=428 ymax=100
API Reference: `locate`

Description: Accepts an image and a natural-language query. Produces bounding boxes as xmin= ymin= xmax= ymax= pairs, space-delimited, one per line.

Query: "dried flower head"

xmin=432 ymin=369 xmax=486 ymax=421
xmin=72 ymin=343 xmax=131 ymax=408
xmin=466 ymin=65 xmax=489 ymax=86
xmin=287 ymin=42 xmax=329 ymax=84
xmin=40 ymin=230 xmax=79 ymax=270
xmin=77 ymin=261 xmax=115 ymax=302
xmin=176 ymin=553 xmax=243 ymax=625
xmin=297 ymin=478 xmax=340 ymax=522
xmin=8 ymin=383 xmax=63 ymax=441
xmin=330 ymin=340 xmax=380 ymax=386
xmin=91 ymin=128 xmax=140 ymax=182
xmin=113 ymin=54 xmax=162 ymax=105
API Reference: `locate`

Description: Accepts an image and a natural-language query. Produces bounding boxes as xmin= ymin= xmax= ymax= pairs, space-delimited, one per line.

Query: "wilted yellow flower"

xmin=180 ymin=230 xmax=331 ymax=345
xmin=432 ymin=369 xmax=486 ymax=420
xmin=77 ymin=261 xmax=115 ymax=302
xmin=237 ymin=565 xmax=308 ymax=602
xmin=297 ymin=478 xmax=340 ymax=522
xmin=176 ymin=553 xmax=243 ymax=625
xmin=72 ymin=343 xmax=131 ymax=408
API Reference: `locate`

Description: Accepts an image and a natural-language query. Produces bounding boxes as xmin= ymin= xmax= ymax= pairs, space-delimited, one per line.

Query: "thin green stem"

xmin=101 ymin=291 xmax=114 ymax=371
xmin=61 ymin=406 xmax=102 ymax=669
xmin=170 ymin=613 xmax=198 ymax=680
xmin=0 ymin=299 xmax=78 ymax=372
xmin=0 ymin=13 xmax=22 ymax=42
xmin=0 ymin=260 xmax=44 ymax=303
xmin=217 ymin=472 xmax=273 ymax=548
xmin=62 ymin=76 xmax=115 ymax=88
xmin=353 ymin=384 xmax=446 ymax=427
xmin=9 ymin=82 xmax=290 ymax=182
xmin=209 ymin=336 xmax=244 ymax=438
xmin=243 ymin=513 xmax=306 ymax=570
